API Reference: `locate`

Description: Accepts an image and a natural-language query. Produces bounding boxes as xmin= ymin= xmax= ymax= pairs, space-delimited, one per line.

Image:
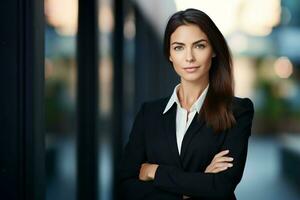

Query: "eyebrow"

xmin=171 ymin=39 xmax=208 ymax=46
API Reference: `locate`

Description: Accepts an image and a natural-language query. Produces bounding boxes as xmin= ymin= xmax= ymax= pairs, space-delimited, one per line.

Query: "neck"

xmin=177 ymin=78 xmax=209 ymax=110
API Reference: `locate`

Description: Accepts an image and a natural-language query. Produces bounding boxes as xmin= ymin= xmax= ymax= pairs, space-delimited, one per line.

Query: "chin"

xmin=181 ymin=75 xmax=203 ymax=83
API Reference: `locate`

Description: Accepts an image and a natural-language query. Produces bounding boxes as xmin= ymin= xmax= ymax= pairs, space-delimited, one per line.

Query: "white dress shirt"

xmin=163 ymin=84 xmax=209 ymax=154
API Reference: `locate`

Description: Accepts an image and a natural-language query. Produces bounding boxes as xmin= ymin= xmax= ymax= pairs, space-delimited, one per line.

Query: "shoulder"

xmin=231 ymin=96 xmax=254 ymax=118
xmin=139 ymin=96 xmax=170 ymax=115
xmin=143 ymin=96 xmax=170 ymax=111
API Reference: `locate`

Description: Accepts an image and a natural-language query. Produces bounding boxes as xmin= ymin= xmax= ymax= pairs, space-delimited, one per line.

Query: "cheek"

xmin=169 ymin=54 xmax=181 ymax=68
xmin=172 ymin=62 xmax=183 ymax=75
xmin=170 ymin=58 xmax=185 ymax=76
xmin=197 ymin=52 xmax=213 ymax=66
xmin=203 ymin=57 xmax=213 ymax=67
xmin=170 ymin=52 xmax=185 ymax=65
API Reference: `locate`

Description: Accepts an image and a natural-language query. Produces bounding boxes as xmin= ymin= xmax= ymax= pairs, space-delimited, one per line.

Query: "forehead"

xmin=170 ymin=24 xmax=208 ymax=43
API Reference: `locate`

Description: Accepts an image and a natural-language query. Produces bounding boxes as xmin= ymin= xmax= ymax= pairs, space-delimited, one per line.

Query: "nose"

xmin=185 ymin=48 xmax=195 ymax=63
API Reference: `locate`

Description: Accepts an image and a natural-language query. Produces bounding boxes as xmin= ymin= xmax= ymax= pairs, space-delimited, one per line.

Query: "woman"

xmin=120 ymin=8 xmax=254 ymax=200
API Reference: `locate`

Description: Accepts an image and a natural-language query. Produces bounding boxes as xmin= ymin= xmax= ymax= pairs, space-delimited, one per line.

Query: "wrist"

xmin=148 ymin=164 xmax=159 ymax=180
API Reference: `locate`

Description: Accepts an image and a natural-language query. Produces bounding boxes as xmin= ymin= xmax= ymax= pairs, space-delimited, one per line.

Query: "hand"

xmin=205 ymin=150 xmax=234 ymax=173
xmin=139 ymin=163 xmax=159 ymax=181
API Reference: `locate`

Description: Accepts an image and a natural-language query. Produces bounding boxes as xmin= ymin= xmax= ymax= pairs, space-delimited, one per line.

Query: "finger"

xmin=205 ymin=164 xmax=229 ymax=173
xmin=214 ymin=150 xmax=230 ymax=159
xmin=211 ymin=163 xmax=233 ymax=173
xmin=214 ymin=156 xmax=234 ymax=163
xmin=206 ymin=165 xmax=213 ymax=173
xmin=213 ymin=162 xmax=233 ymax=168
xmin=209 ymin=162 xmax=233 ymax=173
xmin=211 ymin=166 xmax=228 ymax=173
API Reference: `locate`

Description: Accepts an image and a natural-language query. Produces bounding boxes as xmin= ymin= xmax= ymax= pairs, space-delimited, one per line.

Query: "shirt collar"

xmin=163 ymin=83 xmax=209 ymax=114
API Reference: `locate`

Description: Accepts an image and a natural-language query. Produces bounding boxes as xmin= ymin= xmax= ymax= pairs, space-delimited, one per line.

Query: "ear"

xmin=169 ymin=56 xmax=173 ymax=62
xmin=212 ymin=52 xmax=216 ymax=58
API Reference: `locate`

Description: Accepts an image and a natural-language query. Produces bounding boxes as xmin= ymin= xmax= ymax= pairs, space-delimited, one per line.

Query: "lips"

xmin=183 ymin=66 xmax=200 ymax=73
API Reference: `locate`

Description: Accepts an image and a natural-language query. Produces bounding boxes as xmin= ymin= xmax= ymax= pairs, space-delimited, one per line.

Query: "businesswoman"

xmin=120 ymin=8 xmax=254 ymax=200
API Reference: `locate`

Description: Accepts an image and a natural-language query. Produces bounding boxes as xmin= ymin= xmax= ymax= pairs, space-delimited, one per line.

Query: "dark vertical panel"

xmin=23 ymin=0 xmax=45 ymax=199
xmin=76 ymin=0 xmax=99 ymax=199
xmin=0 ymin=0 xmax=44 ymax=200
xmin=0 ymin=1 xmax=20 ymax=199
xmin=112 ymin=0 xmax=124 ymax=199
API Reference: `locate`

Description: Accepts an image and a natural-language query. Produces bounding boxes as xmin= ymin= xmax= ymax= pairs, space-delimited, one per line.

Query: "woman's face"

xmin=169 ymin=24 xmax=215 ymax=83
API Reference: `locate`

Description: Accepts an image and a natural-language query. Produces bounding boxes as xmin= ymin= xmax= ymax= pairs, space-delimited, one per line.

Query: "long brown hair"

xmin=163 ymin=8 xmax=236 ymax=133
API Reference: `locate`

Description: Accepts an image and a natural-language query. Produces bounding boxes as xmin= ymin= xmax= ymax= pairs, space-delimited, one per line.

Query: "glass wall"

xmin=45 ymin=0 xmax=77 ymax=199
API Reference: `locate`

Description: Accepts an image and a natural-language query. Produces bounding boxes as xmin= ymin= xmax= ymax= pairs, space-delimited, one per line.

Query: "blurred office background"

xmin=44 ymin=0 xmax=300 ymax=200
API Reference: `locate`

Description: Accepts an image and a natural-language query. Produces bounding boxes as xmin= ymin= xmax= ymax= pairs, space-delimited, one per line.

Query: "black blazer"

xmin=119 ymin=96 xmax=254 ymax=200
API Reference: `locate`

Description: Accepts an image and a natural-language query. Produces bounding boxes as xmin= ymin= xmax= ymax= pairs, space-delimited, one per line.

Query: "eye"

xmin=173 ymin=46 xmax=184 ymax=51
xmin=195 ymin=44 xmax=205 ymax=49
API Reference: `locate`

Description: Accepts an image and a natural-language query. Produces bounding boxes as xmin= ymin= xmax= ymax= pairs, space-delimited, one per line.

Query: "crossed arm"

xmin=120 ymin=99 xmax=254 ymax=199
xmin=139 ymin=149 xmax=233 ymax=199
xmin=139 ymin=149 xmax=233 ymax=181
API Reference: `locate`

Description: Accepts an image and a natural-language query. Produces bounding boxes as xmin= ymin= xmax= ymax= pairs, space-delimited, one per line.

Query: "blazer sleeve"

xmin=153 ymin=98 xmax=255 ymax=198
xmin=120 ymin=103 xmax=146 ymax=180
xmin=119 ymin=103 xmax=177 ymax=199
xmin=119 ymin=103 xmax=151 ymax=199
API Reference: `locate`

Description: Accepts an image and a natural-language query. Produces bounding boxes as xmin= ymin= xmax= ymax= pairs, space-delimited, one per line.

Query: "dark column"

xmin=112 ymin=0 xmax=124 ymax=199
xmin=76 ymin=0 xmax=99 ymax=199
xmin=0 ymin=0 xmax=44 ymax=200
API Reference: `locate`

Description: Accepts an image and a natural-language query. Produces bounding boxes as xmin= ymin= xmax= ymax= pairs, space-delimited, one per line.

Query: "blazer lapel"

xmin=162 ymin=103 xmax=182 ymax=168
xmin=180 ymin=113 xmax=205 ymax=159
